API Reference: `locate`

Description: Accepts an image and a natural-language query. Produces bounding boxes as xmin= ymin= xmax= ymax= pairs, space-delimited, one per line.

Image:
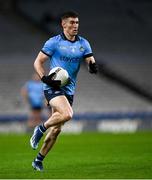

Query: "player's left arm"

xmin=85 ymin=56 xmax=98 ymax=74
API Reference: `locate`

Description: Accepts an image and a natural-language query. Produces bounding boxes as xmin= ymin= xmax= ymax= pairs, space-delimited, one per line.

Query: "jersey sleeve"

xmin=41 ymin=37 xmax=56 ymax=57
xmin=82 ymin=39 xmax=93 ymax=59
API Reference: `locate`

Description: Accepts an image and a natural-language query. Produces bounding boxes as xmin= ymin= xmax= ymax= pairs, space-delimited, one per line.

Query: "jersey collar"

xmin=61 ymin=32 xmax=80 ymax=43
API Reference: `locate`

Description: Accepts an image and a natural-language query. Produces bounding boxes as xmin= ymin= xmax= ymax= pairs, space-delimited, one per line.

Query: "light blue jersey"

xmin=41 ymin=33 xmax=93 ymax=95
xmin=24 ymin=80 xmax=44 ymax=108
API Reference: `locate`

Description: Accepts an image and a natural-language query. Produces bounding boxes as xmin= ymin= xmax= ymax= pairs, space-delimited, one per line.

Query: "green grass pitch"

xmin=0 ymin=131 xmax=152 ymax=179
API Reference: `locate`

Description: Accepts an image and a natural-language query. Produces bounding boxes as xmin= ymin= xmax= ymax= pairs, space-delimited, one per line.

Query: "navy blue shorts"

xmin=44 ymin=89 xmax=74 ymax=106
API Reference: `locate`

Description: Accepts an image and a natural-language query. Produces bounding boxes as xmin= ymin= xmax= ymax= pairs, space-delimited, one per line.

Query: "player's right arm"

xmin=34 ymin=51 xmax=61 ymax=89
xmin=34 ymin=51 xmax=48 ymax=79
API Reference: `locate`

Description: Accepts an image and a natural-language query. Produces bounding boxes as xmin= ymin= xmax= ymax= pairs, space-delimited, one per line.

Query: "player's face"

xmin=62 ymin=17 xmax=79 ymax=36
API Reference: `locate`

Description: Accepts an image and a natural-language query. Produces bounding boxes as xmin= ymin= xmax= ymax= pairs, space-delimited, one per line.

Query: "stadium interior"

xmin=0 ymin=0 xmax=152 ymax=132
xmin=1 ymin=1 xmax=152 ymax=179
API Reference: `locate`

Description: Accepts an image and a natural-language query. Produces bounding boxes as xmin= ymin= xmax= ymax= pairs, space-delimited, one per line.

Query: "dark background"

xmin=0 ymin=0 xmax=152 ymax=122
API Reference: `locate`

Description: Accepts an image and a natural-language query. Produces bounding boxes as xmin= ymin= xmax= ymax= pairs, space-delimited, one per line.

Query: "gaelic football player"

xmin=30 ymin=11 xmax=98 ymax=171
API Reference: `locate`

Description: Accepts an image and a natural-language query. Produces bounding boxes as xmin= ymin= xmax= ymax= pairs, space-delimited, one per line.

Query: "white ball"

xmin=49 ymin=67 xmax=69 ymax=87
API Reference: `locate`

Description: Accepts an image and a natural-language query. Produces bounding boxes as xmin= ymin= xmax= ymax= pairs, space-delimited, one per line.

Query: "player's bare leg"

xmin=31 ymin=95 xmax=73 ymax=171
xmin=44 ymin=96 xmax=73 ymax=128
xmin=30 ymin=95 xmax=73 ymax=150
xmin=38 ymin=107 xmax=63 ymax=156
xmin=32 ymin=124 xmax=62 ymax=171
xmin=40 ymin=124 xmax=62 ymax=156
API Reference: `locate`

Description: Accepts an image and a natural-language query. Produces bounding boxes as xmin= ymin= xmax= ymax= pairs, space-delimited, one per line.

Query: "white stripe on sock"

xmin=38 ymin=127 xmax=44 ymax=134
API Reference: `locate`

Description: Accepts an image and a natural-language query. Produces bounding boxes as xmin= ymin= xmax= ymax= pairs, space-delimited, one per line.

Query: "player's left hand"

xmin=88 ymin=61 xmax=98 ymax=74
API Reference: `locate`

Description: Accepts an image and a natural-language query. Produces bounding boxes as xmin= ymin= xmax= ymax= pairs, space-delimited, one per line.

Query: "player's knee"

xmin=62 ymin=109 xmax=73 ymax=122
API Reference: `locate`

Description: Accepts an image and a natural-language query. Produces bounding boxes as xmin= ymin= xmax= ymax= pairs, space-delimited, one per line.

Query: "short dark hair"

xmin=61 ymin=11 xmax=79 ymax=21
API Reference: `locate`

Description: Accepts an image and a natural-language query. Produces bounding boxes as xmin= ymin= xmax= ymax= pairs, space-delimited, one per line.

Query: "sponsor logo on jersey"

xmin=60 ymin=56 xmax=80 ymax=63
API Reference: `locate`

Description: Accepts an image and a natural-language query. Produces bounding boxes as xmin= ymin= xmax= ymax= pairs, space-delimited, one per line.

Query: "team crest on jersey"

xmin=79 ymin=46 xmax=84 ymax=52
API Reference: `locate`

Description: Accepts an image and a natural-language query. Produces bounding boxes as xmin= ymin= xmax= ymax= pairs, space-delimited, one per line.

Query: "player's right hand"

xmin=41 ymin=73 xmax=61 ymax=89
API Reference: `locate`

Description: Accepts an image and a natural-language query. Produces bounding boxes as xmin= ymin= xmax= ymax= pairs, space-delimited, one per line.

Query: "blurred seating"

xmin=0 ymin=0 xmax=152 ymax=115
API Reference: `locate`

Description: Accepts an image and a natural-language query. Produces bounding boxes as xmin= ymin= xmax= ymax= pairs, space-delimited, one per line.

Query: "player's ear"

xmin=61 ymin=19 xmax=66 ymax=28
